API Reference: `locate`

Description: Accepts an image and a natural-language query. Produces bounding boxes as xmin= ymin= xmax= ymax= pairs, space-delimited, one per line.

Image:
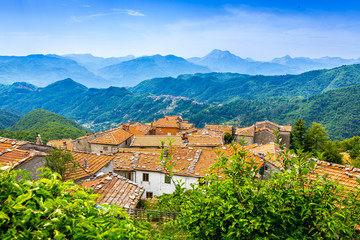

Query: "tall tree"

xmin=290 ymin=118 xmax=308 ymax=150
xmin=305 ymin=122 xmax=329 ymax=152
xmin=44 ymin=148 xmax=77 ymax=180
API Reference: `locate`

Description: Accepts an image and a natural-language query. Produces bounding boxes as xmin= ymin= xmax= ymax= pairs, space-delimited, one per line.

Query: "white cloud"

xmin=124 ymin=9 xmax=146 ymax=17
xmin=112 ymin=8 xmax=146 ymax=17
xmin=71 ymin=8 xmax=145 ymax=23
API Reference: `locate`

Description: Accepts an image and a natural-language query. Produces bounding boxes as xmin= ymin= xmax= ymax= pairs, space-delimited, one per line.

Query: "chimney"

xmin=63 ymin=141 xmax=67 ymax=150
xmin=36 ymin=134 xmax=43 ymax=145
xmin=110 ymin=126 xmax=113 ymax=130
xmin=84 ymin=158 xmax=88 ymax=168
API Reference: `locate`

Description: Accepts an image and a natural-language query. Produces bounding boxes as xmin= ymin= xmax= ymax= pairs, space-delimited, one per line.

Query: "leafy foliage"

xmin=0 ymin=168 xmax=149 ymax=239
xmin=160 ymin=144 xmax=360 ymax=239
xmin=44 ymin=148 xmax=77 ymax=180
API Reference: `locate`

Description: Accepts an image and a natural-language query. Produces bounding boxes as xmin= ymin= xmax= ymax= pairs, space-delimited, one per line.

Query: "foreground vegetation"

xmin=156 ymin=142 xmax=360 ymax=239
xmin=0 ymin=168 xmax=149 ymax=239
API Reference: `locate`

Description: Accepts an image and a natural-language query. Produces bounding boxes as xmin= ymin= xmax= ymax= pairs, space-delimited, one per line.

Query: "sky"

xmin=0 ymin=0 xmax=360 ymax=60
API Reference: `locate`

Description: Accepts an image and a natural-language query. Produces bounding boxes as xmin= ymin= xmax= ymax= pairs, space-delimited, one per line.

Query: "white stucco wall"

xmin=133 ymin=170 xmax=200 ymax=198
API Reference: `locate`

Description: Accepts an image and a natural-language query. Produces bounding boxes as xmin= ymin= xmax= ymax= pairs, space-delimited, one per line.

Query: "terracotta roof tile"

xmin=47 ymin=139 xmax=74 ymax=150
xmin=81 ymin=173 xmax=144 ymax=209
xmin=65 ymin=151 xmax=114 ymax=181
xmin=0 ymin=142 xmax=45 ymax=170
xmin=255 ymin=120 xmax=292 ymax=132
xmin=154 ymin=116 xmax=182 ymax=128
xmin=89 ymin=128 xmax=133 ymax=146
xmin=187 ymin=136 xmax=223 ymax=147
xmin=180 ymin=123 xmax=195 ymax=130
xmin=235 ymin=126 xmax=255 ymax=136
xmin=129 ymin=122 xmax=151 ymax=134
xmin=130 ymin=135 xmax=184 ymax=148
xmin=114 ymin=145 xmax=264 ymax=178
xmin=205 ymin=124 xmax=232 ymax=134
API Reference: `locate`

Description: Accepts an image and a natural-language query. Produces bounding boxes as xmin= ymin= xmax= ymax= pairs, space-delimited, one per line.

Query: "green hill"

xmin=1 ymin=109 xmax=87 ymax=142
xmin=179 ymin=84 xmax=360 ymax=140
xmin=0 ymin=109 xmax=21 ymax=129
xmin=131 ymin=64 xmax=360 ymax=102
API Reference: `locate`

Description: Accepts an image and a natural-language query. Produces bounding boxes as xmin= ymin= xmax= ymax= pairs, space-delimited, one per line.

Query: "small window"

xmin=167 ymin=132 xmax=171 ymax=136
xmin=146 ymin=192 xmax=153 ymax=199
xmin=103 ymin=146 xmax=108 ymax=151
xmin=265 ymin=166 xmax=268 ymax=171
xmin=143 ymin=173 xmax=149 ymax=182
xmin=125 ymin=172 xmax=132 ymax=181
xmin=165 ymin=175 xmax=171 ymax=184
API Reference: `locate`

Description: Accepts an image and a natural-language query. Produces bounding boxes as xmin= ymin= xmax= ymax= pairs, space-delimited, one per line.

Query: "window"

xmin=146 ymin=192 xmax=153 ymax=199
xmin=125 ymin=172 xmax=132 ymax=181
xmin=165 ymin=175 xmax=171 ymax=184
xmin=103 ymin=146 xmax=108 ymax=151
xmin=167 ymin=132 xmax=171 ymax=136
xmin=143 ymin=173 xmax=149 ymax=182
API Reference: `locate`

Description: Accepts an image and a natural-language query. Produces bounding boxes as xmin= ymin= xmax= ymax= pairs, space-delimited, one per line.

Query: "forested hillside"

xmin=0 ymin=109 xmax=20 ymax=129
xmin=132 ymin=64 xmax=360 ymax=102
xmin=0 ymin=109 xmax=87 ymax=142
xmin=1 ymin=64 xmax=360 ymax=140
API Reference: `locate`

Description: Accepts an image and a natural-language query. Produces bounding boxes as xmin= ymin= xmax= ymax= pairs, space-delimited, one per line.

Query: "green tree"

xmin=305 ymin=122 xmax=329 ymax=152
xmin=224 ymin=132 xmax=234 ymax=144
xmin=44 ymin=148 xmax=77 ymax=180
xmin=290 ymin=118 xmax=308 ymax=150
xmin=320 ymin=141 xmax=343 ymax=164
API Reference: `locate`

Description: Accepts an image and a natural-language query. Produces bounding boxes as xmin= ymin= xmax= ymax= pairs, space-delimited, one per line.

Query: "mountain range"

xmin=1 ymin=63 xmax=360 ymax=140
xmin=0 ymin=50 xmax=359 ymax=88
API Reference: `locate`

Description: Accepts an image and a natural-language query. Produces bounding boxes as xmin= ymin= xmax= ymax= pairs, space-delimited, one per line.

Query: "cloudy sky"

xmin=0 ymin=0 xmax=360 ymax=60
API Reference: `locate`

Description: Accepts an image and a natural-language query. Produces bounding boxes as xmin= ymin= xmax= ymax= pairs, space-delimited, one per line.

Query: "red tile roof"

xmin=129 ymin=122 xmax=151 ymax=134
xmin=130 ymin=135 xmax=184 ymax=148
xmin=65 ymin=151 xmax=114 ymax=181
xmin=187 ymin=136 xmax=223 ymax=147
xmin=0 ymin=142 xmax=46 ymax=170
xmin=154 ymin=116 xmax=181 ymax=128
xmin=114 ymin=145 xmax=264 ymax=178
xmin=81 ymin=173 xmax=144 ymax=209
xmin=89 ymin=128 xmax=133 ymax=146
xmin=205 ymin=124 xmax=232 ymax=134
xmin=235 ymin=126 xmax=255 ymax=136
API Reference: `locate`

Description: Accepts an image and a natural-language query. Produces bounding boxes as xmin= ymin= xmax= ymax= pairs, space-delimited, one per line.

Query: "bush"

xmin=0 ymin=168 xmax=149 ymax=239
xmin=171 ymin=144 xmax=360 ymax=239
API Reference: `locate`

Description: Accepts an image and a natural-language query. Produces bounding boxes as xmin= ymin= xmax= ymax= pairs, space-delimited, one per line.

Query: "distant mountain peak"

xmin=47 ymin=78 xmax=88 ymax=90
xmin=207 ymin=49 xmax=234 ymax=58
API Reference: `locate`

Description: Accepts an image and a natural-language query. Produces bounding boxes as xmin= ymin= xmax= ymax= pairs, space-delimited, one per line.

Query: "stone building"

xmin=235 ymin=120 xmax=292 ymax=148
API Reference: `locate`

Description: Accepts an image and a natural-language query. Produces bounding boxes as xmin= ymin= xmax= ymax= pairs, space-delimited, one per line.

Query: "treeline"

xmin=0 ymin=109 xmax=87 ymax=143
xmin=0 ymin=127 xmax=85 ymax=143
xmin=290 ymin=118 xmax=360 ymax=167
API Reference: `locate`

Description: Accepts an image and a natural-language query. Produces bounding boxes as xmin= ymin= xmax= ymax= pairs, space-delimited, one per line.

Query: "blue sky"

xmin=0 ymin=0 xmax=360 ymax=60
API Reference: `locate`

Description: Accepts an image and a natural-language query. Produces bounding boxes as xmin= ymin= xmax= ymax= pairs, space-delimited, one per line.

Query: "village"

xmin=1 ymin=115 xmax=359 ymax=211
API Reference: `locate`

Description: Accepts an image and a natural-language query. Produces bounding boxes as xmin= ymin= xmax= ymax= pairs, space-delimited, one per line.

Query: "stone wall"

xmin=15 ymin=156 xmax=45 ymax=181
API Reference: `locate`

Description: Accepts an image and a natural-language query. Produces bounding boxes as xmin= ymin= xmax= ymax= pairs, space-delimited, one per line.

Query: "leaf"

xmin=15 ymin=191 xmax=32 ymax=205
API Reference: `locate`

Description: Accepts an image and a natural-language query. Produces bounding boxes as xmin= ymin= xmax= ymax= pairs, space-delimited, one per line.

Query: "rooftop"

xmin=187 ymin=136 xmax=223 ymax=147
xmin=65 ymin=151 xmax=114 ymax=181
xmin=89 ymin=128 xmax=133 ymax=146
xmin=130 ymin=135 xmax=184 ymax=148
xmin=0 ymin=141 xmax=46 ymax=170
xmin=81 ymin=172 xmax=144 ymax=209
xmin=235 ymin=126 xmax=255 ymax=137
xmin=205 ymin=124 xmax=233 ymax=134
